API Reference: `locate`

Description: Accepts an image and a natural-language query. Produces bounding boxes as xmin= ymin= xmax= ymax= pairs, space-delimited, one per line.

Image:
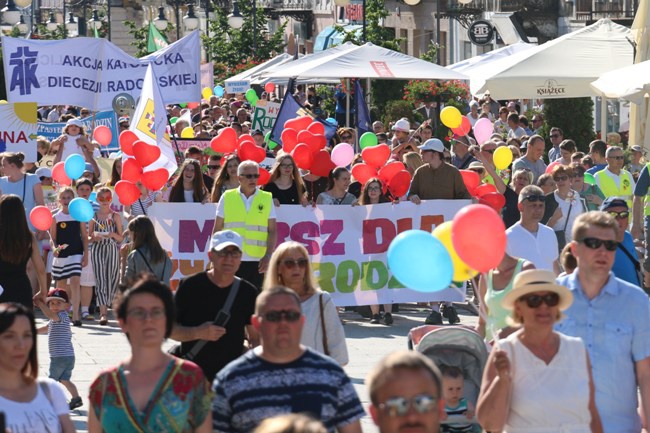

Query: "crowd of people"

xmin=1 ymin=89 xmax=649 ymax=433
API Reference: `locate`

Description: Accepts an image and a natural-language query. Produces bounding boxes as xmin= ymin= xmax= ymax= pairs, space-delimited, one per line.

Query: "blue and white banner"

xmin=38 ymin=111 xmax=119 ymax=151
xmin=2 ymin=31 xmax=201 ymax=111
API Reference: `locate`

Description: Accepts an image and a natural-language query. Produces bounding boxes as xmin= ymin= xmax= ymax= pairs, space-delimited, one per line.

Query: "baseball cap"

xmin=392 ymin=119 xmax=410 ymax=132
xmin=468 ymin=161 xmax=485 ymax=170
xmin=83 ymin=163 xmax=94 ymax=173
xmin=35 ymin=167 xmax=52 ymax=179
xmin=418 ymin=138 xmax=445 ymax=153
xmin=469 ymin=100 xmax=479 ymax=108
xmin=46 ymin=288 xmax=70 ymax=304
xmin=600 ymin=196 xmax=628 ymax=211
xmin=209 ymin=230 xmax=243 ymax=252
xmin=251 ymin=129 xmax=264 ymax=137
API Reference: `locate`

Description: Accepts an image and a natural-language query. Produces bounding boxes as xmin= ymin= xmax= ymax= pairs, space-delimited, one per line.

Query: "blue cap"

xmin=600 ymin=196 xmax=628 ymax=211
xmin=83 ymin=163 xmax=94 ymax=173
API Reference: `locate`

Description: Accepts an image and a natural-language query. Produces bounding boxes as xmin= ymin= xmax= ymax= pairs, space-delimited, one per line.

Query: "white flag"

xmin=129 ymin=64 xmax=178 ymax=178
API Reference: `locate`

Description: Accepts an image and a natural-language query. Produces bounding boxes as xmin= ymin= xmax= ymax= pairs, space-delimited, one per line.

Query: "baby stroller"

xmin=408 ymin=325 xmax=488 ymax=432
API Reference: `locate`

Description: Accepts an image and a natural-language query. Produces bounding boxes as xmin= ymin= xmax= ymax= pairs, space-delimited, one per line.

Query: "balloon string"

xmin=449 ymin=274 xmax=498 ymax=350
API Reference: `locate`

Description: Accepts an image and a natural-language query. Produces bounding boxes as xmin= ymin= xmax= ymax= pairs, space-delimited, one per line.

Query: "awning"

xmin=314 ymin=25 xmax=363 ymax=52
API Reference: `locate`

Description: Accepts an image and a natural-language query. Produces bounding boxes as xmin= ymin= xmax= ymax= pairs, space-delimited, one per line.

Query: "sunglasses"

xmin=367 ymin=186 xmax=382 ymax=192
xmin=282 ymin=258 xmax=308 ymax=269
xmin=97 ymin=196 xmax=112 ymax=203
xmin=579 ymin=237 xmax=619 ymax=251
xmin=240 ymin=173 xmax=260 ymax=179
xmin=608 ymin=156 xmax=624 ymax=160
xmin=554 ymin=175 xmax=569 ymax=181
xmin=519 ymin=292 xmax=560 ymax=308
xmin=522 ymin=194 xmax=545 ymax=203
xmin=208 ymin=165 xmax=220 ymax=170
xmin=262 ymin=310 xmax=302 ymax=323
xmin=378 ymin=394 xmax=438 ymax=417
xmin=280 ymin=163 xmax=294 ymax=169
xmin=470 ymin=168 xmax=485 ymax=174
xmin=39 ymin=176 xmax=52 ymax=181
xmin=608 ymin=210 xmax=629 ymax=220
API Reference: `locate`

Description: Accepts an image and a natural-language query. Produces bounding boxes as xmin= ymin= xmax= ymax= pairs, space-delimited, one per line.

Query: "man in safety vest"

xmin=594 ymin=146 xmax=635 ymax=209
xmin=213 ymin=160 xmax=277 ymax=290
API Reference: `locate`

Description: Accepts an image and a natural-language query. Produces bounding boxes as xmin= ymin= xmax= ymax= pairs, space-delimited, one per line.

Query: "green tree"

xmin=543 ymin=98 xmax=595 ymax=153
xmin=203 ymin=0 xmax=286 ymax=69
xmin=124 ymin=21 xmax=175 ymax=58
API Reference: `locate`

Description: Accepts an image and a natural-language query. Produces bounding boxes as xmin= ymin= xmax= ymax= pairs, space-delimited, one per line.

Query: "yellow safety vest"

xmin=223 ymin=189 xmax=273 ymax=259
xmin=643 ymin=163 xmax=650 ymax=217
xmin=594 ymin=169 xmax=634 ymax=208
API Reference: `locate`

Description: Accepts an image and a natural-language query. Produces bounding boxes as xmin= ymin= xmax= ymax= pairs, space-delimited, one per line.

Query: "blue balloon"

xmin=325 ymin=117 xmax=337 ymax=126
xmin=69 ymin=198 xmax=94 ymax=223
xmin=387 ymin=230 xmax=453 ymax=292
xmin=214 ymin=85 xmax=225 ymax=97
xmin=64 ymin=154 xmax=85 ymax=180
xmin=88 ymin=192 xmax=97 ymax=203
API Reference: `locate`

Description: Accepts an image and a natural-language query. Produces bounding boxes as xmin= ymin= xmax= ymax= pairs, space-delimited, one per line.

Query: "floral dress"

xmin=89 ymin=358 xmax=211 ymax=433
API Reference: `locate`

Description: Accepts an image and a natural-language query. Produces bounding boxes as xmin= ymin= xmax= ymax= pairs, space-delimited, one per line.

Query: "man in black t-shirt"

xmin=171 ymin=230 xmax=259 ymax=382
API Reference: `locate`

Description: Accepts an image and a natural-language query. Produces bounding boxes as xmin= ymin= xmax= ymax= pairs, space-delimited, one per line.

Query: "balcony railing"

xmin=574 ymin=0 xmax=635 ymax=20
xmin=258 ymin=0 xmax=312 ymax=9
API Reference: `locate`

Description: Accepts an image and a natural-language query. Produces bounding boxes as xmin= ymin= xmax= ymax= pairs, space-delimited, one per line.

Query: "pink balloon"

xmin=93 ymin=125 xmax=112 ymax=146
xmin=331 ymin=143 xmax=355 ymax=167
xmin=473 ymin=118 xmax=494 ymax=145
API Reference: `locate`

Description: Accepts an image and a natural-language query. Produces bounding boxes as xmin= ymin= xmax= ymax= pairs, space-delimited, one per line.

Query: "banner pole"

xmin=167 ymin=118 xmax=185 ymax=164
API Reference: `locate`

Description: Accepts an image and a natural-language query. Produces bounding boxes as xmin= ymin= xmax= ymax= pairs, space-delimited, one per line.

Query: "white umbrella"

xmin=629 ymin=0 xmax=650 ymax=147
xmin=446 ymin=42 xmax=534 ymax=74
xmin=225 ymin=53 xmax=298 ymax=87
xmin=590 ymin=60 xmax=650 ymax=104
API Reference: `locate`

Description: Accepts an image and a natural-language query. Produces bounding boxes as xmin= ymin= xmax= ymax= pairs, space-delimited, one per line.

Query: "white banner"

xmin=252 ymin=100 xmax=281 ymax=133
xmin=225 ymin=80 xmax=250 ymax=95
xmin=149 ymin=200 xmax=470 ymax=306
xmin=2 ymin=32 xmax=201 ymax=111
xmin=0 ymin=102 xmax=38 ymax=161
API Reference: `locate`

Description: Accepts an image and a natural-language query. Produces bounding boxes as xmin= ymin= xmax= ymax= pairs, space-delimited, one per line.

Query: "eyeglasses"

xmin=208 ymin=165 xmax=220 ymax=170
xmin=607 ymin=210 xmax=629 ymax=220
xmin=127 ymin=308 xmax=165 ymax=321
xmin=608 ymin=156 xmax=624 ymax=160
xmin=378 ymin=394 xmax=438 ymax=417
xmin=341 ymin=135 xmax=352 ymax=140
xmin=518 ymin=293 xmax=560 ymax=308
xmin=214 ymin=249 xmax=242 ymax=258
xmin=262 ymin=310 xmax=302 ymax=322
xmin=522 ymin=194 xmax=545 ymax=203
xmin=240 ymin=173 xmax=260 ymax=179
xmin=554 ymin=175 xmax=569 ymax=182
xmin=282 ymin=258 xmax=308 ymax=269
xmin=367 ymin=186 xmax=382 ymax=192
xmin=550 ymin=134 xmax=560 ymax=139
xmin=482 ymin=148 xmax=496 ymax=154
xmin=280 ymin=164 xmax=294 ymax=169
xmin=578 ymin=237 xmax=619 ymax=252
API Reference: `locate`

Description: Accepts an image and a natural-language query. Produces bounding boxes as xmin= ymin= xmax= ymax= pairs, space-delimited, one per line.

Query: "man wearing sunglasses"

xmin=212 ymin=286 xmax=364 ymax=433
xmin=367 ymin=351 xmax=444 ymax=433
xmin=213 ymin=160 xmax=276 ymax=291
xmin=171 ymin=230 xmax=259 ymax=383
xmin=594 ymin=146 xmax=635 ymax=209
xmin=556 ymin=211 xmax=650 ymax=433
xmin=506 ymin=185 xmax=560 ymax=274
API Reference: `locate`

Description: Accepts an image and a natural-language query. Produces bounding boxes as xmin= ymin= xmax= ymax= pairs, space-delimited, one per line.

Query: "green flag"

xmin=93 ymin=24 xmax=99 ymax=38
xmin=147 ymin=22 xmax=169 ymax=53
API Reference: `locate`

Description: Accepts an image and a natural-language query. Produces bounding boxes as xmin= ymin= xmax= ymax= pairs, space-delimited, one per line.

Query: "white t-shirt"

xmin=0 ymin=378 xmax=69 ymax=433
xmin=506 ymin=222 xmax=558 ymax=271
xmin=59 ymin=134 xmax=101 ymax=162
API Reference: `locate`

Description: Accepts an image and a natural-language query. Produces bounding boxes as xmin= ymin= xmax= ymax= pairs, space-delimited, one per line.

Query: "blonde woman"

xmin=402 ymin=151 xmax=425 ymax=176
xmin=262 ymin=154 xmax=308 ymax=206
xmin=263 ymin=242 xmax=348 ymax=365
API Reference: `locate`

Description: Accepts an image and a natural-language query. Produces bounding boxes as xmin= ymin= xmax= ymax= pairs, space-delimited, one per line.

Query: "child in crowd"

xmin=34 ymin=289 xmax=83 ymax=410
xmin=440 ymin=366 xmax=479 ymax=433
xmin=52 ymin=118 xmax=94 ymax=162
xmin=559 ymin=243 xmax=577 ymax=277
xmin=50 ymin=187 xmax=88 ymax=327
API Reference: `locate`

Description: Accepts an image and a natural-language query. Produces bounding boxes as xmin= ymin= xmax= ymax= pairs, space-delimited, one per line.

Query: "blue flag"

xmin=355 ymin=80 xmax=371 ymax=137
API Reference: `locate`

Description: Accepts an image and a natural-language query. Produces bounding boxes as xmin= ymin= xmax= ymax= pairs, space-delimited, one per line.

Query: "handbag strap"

xmin=185 ymin=277 xmax=241 ymax=361
xmin=562 ymin=200 xmax=572 ymax=232
xmin=136 ymin=249 xmax=156 ymax=273
xmin=319 ymin=293 xmax=330 ymax=356
xmin=22 ymin=175 xmax=27 ymax=203
xmin=138 ymin=198 xmax=147 ymax=216
xmin=618 ymin=242 xmax=641 ymax=271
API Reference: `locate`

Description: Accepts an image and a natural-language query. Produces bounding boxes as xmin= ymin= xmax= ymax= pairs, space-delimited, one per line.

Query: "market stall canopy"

xmin=264 ymin=42 xmax=469 ymax=81
xmin=590 ymin=60 xmax=650 ymax=104
xmin=468 ymin=19 xmax=633 ymax=99
xmin=225 ymin=53 xmax=299 ymax=86
xmin=447 ymin=42 xmax=534 ymax=74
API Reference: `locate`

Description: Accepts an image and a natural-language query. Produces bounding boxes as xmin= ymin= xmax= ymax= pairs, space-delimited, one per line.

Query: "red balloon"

xmin=351 ymin=163 xmax=378 ymax=186
xmin=378 ymin=161 xmax=405 ymax=185
xmin=30 ymin=206 xmax=53 ymax=231
xmin=388 ymin=170 xmax=411 ymax=198
xmin=257 ymin=167 xmax=271 ymax=186
xmin=479 ymin=192 xmax=506 ymax=212
xmin=93 ymin=125 xmax=112 ymax=146
xmin=210 ymin=127 xmax=238 ymax=153
xmin=298 ymin=130 xmax=326 ymax=155
xmin=187 ymin=102 xmax=199 ymax=109
xmin=114 ymin=180 xmax=141 ymax=206
xmin=285 ymin=116 xmax=313 ymax=132
xmin=264 ymin=82 xmax=276 ymax=93
xmin=362 ymin=144 xmax=391 ymax=169
xmin=307 ymin=121 xmax=325 ymax=135
xmin=281 ymin=128 xmax=299 ymax=153
xmin=459 ymin=170 xmax=480 ymax=195
xmin=239 ymin=141 xmax=266 ymax=163
xmin=133 ymin=141 xmax=161 ymax=168
xmin=122 ymin=158 xmax=143 ymax=183
xmin=119 ymin=131 xmax=138 ymax=156
xmin=474 ymin=183 xmax=498 ymax=197
xmin=310 ymin=150 xmax=336 ymax=177
xmin=452 ymin=117 xmax=472 ymax=136
xmin=52 ymin=162 xmax=71 ymax=186
xmin=141 ymin=168 xmax=169 ymax=191
xmin=292 ymin=144 xmax=313 ymax=170
xmin=546 ymin=160 xmax=562 ymax=174
xmin=451 ymin=204 xmax=506 ymax=273
xmin=238 ymin=134 xmax=254 ymax=145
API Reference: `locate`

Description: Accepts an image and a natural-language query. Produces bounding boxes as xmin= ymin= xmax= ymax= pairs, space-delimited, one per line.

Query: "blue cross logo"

xmin=9 ymin=46 xmax=40 ymax=96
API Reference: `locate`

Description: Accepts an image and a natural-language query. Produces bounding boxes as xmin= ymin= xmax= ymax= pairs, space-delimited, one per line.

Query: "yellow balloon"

xmin=201 ymin=87 xmax=213 ymax=100
xmin=493 ymin=146 xmax=513 ymax=170
xmin=181 ymin=126 xmax=194 ymax=138
xmin=440 ymin=106 xmax=462 ymax=129
xmin=432 ymin=221 xmax=478 ymax=282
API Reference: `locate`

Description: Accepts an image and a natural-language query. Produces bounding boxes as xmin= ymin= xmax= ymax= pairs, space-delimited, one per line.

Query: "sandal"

xmin=99 ymin=317 xmax=108 ymax=326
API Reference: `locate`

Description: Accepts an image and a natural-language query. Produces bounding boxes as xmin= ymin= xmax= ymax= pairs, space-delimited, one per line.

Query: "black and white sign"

xmin=468 ymin=20 xmax=495 ymax=46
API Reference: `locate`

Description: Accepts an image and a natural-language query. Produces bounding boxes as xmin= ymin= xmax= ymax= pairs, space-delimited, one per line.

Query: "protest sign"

xmin=149 ymin=200 xmax=469 ymax=305
xmin=0 ymin=102 xmax=38 ymax=161
xmin=252 ymin=100 xmax=281 ymax=133
xmin=3 ymin=32 xmax=201 ymax=111
xmin=38 ymin=111 xmax=119 ymax=151
xmin=225 ymin=80 xmax=250 ymax=95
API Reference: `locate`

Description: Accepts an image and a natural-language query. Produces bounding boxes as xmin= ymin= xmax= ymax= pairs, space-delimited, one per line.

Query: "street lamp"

xmin=227 ymin=1 xmax=243 ymax=29
xmin=87 ymin=9 xmax=102 ymax=31
xmin=65 ymin=11 xmax=77 ymax=34
xmin=15 ymin=14 xmax=27 ymax=33
xmin=153 ymin=5 xmax=167 ymax=30
xmin=183 ymin=3 xmax=199 ymax=30
xmin=154 ymin=2 xmax=196 ymax=40
xmin=46 ymin=10 xmax=58 ymax=31
xmin=1 ymin=0 xmax=22 ymax=27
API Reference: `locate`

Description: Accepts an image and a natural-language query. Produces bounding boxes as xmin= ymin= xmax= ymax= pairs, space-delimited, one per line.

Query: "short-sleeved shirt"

xmin=506 ymin=222 xmax=558 ymax=271
xmin=0 ymin=173 xmax=41 ymax=229
xmin=212 ymin=348 xmax=365 ymax=433
xmin=512 ymin=157 xmax=546 ymax=184
xmin=633 ymin=165 xmax=650 ymax=199
xmin=586 ymin=163 xmax=607 ymax=175
xmin=0 ymin=379 xmax=69 ymax=433
xmin=612 ymin=231 xmax=642 ymax=286
xmin=555 ymin=271 xmax=650 ymax=433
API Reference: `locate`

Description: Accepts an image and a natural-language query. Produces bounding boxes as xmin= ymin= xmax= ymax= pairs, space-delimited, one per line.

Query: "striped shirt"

xmin=48 ymin=312 xmax=74 ymax=357
xmin=212 ymin=348 xmax=365 ymax=433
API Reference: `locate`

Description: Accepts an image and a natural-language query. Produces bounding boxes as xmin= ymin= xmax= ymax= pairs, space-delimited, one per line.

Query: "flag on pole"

xmin=93 ymin=25 xmax=99 ymax=38
xmin=355 ymin=80 xmax=371 ymax=137
xmin=129 ymin=64 xmax=178 ymax=178
xmin=147 ymin=22 xmax=169 ymax=53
